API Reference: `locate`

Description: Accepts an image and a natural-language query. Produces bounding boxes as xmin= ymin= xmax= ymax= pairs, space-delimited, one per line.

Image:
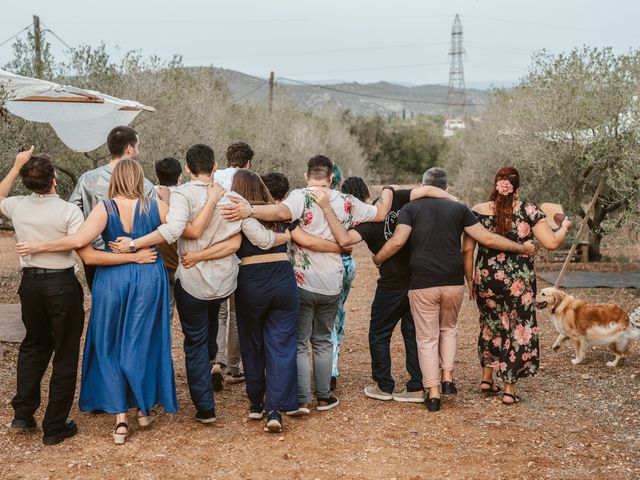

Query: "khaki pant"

xmin=408 ymin=285 xmax=465 ymax=389
xmin=215 ymin=294 xmax=242 ymax=375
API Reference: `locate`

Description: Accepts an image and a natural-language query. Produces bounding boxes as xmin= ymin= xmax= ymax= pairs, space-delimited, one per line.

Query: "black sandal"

xmin=502 ymin=393 xmax=521 ymax=405
xmin=112 ymin=422 xmax=129 ymax=444
xmin=480 ymin=381 xmax=501 ymax=395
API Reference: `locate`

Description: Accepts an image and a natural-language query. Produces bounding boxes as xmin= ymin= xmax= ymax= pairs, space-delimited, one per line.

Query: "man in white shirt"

xmin=212 ymin=142 xmax=254 ymax=387
xmin=213 ymin=141 xmax=254 ymax=190
xmin=222 ymin=155 xmax=392 ymax=413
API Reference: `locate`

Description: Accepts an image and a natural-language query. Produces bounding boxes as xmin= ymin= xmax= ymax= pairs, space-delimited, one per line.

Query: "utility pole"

xmin=447 ymin=14 xmax=466 ymax=120
xmin=32 ymin=15 xmax=43 ymax=79
xmin=268 ymin=71 xmax=275 ymax=113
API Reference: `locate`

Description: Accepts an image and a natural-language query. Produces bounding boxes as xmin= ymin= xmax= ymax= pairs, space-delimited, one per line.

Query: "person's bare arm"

xmin=373 ymin=224 xmax=412 ymax=266
xmin=110 ymin=196 xmax=178 ymax=252
xmin=309 ymin=190 xmax=362 ymax=247
xmin=464 ymin=223 xmax=536 ymax=255
xmin=409 ymin=185 xmax=457 ymax=202
xmin=221 ymin=197 xmax=291 ymax=222
xmin=291 ymin=227 xmax=341 ymax=253
xmin=532 ymin=217 xmax=572 ymax=250
xmin=16 ymin=203 xmax=109 ymax=256
xmin=462 ymin=233 xmax=477 ymax=300
xmin=180 ymin=233 xmax=242 ymax=269
xmin=0 ymin=147 xmax=33 ymax=203
xmin=371 ymin=187 xmax=394 ymax=222
xmin=182 ymin=183 xmax=225 ymax=239
xmin=78 ymin=245 xmax=158 ymax=266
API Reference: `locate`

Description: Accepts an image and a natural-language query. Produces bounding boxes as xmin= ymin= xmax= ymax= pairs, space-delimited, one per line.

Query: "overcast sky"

xmin=1 ymin=0 xmax=639 ymax=87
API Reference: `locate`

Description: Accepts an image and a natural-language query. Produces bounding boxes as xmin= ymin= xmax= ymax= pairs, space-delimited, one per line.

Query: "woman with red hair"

xmin=463 ymin=167 xmax=571 ymax=404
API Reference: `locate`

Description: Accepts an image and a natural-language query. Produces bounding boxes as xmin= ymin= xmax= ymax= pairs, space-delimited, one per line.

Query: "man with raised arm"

xmin=1 ymin=148 xmax=156 ymax=446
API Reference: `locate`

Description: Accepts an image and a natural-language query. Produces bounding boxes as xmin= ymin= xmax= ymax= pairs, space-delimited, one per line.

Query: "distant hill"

xmin=214 ymin=68 xmax=489 ymax=117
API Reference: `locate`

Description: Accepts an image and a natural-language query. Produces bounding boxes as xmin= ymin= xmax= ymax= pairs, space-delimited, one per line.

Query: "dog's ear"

xmin=552 ymin=289 xmax=564 ymax=308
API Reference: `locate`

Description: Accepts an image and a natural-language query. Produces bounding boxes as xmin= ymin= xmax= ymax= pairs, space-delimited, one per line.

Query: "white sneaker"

xmin=286 ymin=404 xmax=311 ymax=416
xmin=364 ymin=386 xmax=393 ymax=401
xmin=392 ymin=388 xmax=425 ymax=403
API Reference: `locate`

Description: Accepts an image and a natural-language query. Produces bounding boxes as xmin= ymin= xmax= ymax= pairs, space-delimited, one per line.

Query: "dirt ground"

xmin=0 ymin=231 xmax=639 ymax=480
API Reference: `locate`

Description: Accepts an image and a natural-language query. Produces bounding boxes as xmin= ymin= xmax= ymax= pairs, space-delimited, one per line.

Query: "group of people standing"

xmin=2 ymin=124 xmax=571 ymax=446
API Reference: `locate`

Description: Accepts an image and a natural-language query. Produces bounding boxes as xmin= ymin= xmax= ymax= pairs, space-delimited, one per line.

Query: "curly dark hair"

xmin=341 ymin=176 xmax=370 ymax=202
xmin=226 ymin=142 xmax=254 ymax=168
xmin=261 ymin=172 xmax=289 ymax=201
xmin=20 ymin=155 xmax=55 ymax=194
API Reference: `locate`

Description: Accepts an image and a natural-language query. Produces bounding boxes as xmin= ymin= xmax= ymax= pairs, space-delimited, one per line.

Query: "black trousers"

xmin=369 ymin=285 xmax=423 ymax=393
xmin=12 ymin=269 xmax=85 ymax=436
xmin=83 ymin=262 xmax=96 ymax=292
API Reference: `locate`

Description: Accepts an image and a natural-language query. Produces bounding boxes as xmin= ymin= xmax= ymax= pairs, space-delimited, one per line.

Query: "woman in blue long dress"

xmin=19 ymin=160 xmax=177 ymax=443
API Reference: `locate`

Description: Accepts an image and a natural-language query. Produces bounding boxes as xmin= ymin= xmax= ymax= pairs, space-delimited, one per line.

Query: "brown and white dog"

xmin=535 ymin=287 xmax=640 ymax=367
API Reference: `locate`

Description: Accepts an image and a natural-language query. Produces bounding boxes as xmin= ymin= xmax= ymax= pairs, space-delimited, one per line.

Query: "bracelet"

xmin=250 ymin=205 xmax=255 ymax=217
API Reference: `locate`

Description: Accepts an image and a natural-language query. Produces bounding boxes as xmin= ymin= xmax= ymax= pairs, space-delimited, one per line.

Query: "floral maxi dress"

xmin=473 ymin=202 xmax=546 ymax=384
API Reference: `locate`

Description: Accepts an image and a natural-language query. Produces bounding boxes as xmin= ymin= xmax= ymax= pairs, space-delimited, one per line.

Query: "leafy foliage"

xmin=444 ymin=47 xmax=640 ymax=259
xmin=348 ymin=114 xmax=446 ymax=183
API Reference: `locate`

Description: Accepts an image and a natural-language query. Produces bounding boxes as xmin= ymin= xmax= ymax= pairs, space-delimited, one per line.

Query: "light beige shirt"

xmin=1 ymin=193 xmax=84 ymax=269
xmin=157 ymin=180 xmax=275 ymax=300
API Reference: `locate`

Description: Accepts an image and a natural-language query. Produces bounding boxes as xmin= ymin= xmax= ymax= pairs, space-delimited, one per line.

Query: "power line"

xmin=285 ymin=61 xmax=449 ymax=76
xmin=277 ymin=77 xmax=485 ymax=106
xmin=0 ymin=24 xmax=31 ymax=48
xmin=233 ymin=81 xmax=267 ymax=101
xmin=41 ymin=24 xmax=73 ymax=50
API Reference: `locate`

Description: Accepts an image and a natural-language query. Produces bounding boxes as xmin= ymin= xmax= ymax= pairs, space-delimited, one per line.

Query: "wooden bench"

xmin=540 ymin=241 xmax=590 ymax=263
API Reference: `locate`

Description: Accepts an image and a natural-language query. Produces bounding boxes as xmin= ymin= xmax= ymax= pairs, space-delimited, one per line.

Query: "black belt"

xmin=22 ymin=267 xmax=75 ymax=276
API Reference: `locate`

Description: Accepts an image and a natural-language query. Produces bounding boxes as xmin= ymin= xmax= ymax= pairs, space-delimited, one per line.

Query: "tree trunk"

xmin=587 ymin=200 xmax=606 ymax=261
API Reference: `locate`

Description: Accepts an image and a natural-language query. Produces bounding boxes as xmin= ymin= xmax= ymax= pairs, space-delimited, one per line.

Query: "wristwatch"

xmin=129 ymin=240 xmax=137 ymax=253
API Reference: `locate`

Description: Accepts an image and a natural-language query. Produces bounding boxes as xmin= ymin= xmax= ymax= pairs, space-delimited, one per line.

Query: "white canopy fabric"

xmin=0 ymin=69 xmax=154 ymax=152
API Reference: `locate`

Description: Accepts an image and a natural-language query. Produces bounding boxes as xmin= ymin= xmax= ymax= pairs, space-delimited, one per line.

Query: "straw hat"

xmin=540 ymin=203 xmax=566 ymax=231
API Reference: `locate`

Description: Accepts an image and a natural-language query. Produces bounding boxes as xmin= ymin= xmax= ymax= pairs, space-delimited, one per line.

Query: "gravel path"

xmin=0 ymin=233 xmax=638 ymax=479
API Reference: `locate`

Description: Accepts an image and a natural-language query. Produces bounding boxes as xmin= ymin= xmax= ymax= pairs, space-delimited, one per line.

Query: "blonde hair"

xmin=107 ymin=159 xmax=147 ymax=212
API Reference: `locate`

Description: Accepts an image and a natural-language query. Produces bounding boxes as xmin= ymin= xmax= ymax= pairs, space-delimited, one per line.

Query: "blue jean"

xmin=175 ymin=280 xmax=224 ymax=412
xmin=235 ymin=262 xmax=299 ymax=412
xmin=297 ymin=288 xmax=340 ymax=403
xmin=332 ymin=255 xmax=356 ymax=378
xmin=369 ymin=286 xmax=423 ymax=393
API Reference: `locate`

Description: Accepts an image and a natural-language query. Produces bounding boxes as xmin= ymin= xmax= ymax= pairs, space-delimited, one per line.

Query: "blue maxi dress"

xmin=79 ymin=199 xmax=177 ymax=415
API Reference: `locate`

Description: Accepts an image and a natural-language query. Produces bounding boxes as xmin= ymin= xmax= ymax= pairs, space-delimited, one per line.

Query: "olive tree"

xmin=445 ymin=47 xmax=640 ymax=260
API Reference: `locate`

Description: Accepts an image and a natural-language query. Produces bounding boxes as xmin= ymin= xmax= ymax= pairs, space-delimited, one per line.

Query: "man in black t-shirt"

xmin=315 ymin=180 xmax=457 ymax=403
xmin=374 ymin=168 xmax=536 ymax=412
